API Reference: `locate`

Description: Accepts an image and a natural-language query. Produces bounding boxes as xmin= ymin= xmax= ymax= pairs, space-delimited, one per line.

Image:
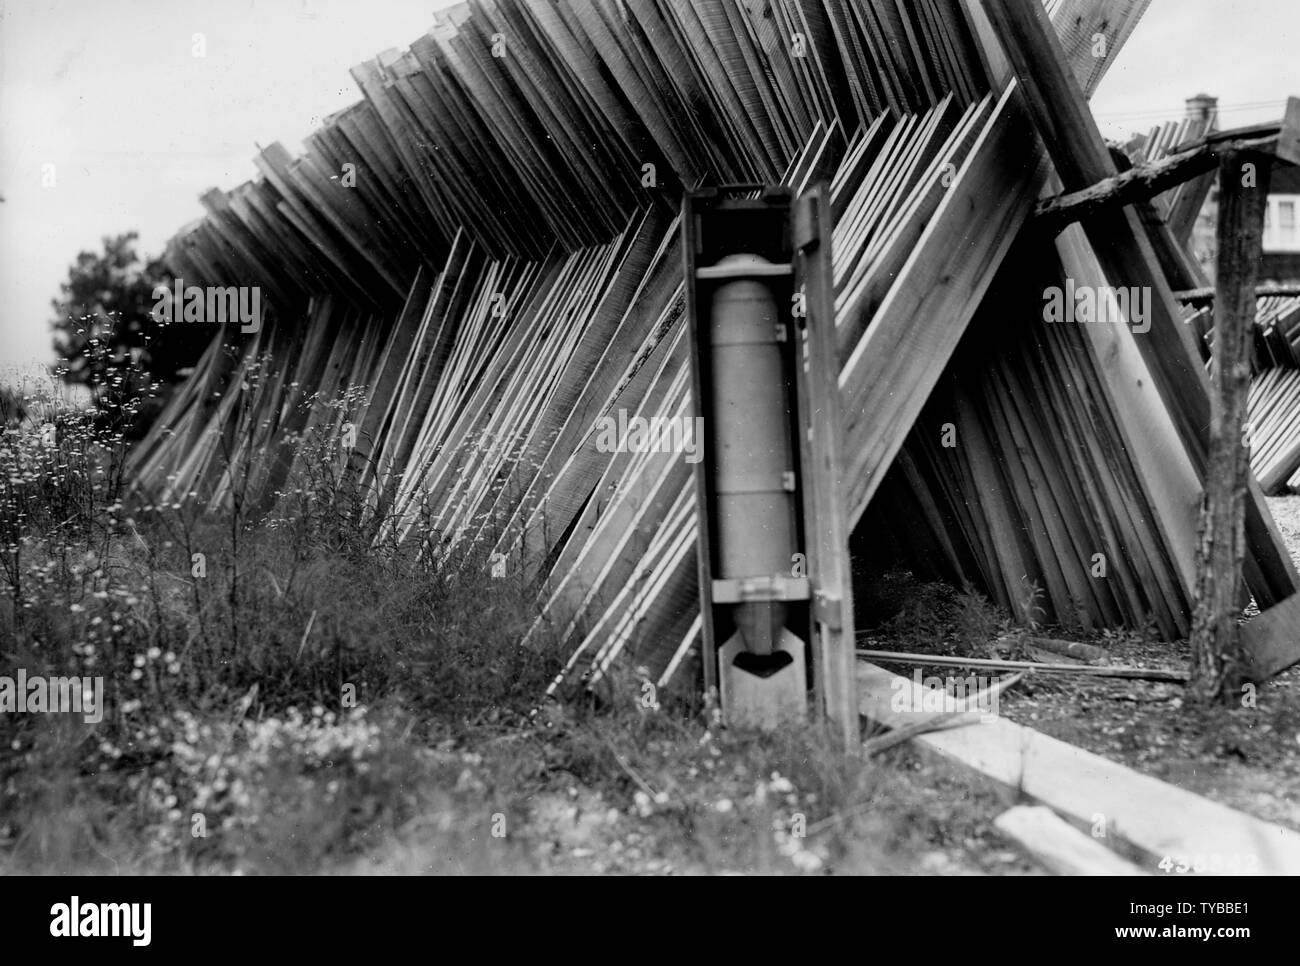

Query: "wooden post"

xmin=1188 ymin=149 xmax=1272 ymax=702
xmin=793 ymin=185 xmax=859 ymax=749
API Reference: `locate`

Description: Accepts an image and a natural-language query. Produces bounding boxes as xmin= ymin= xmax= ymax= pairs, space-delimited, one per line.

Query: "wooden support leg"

xmin=1189 ymin=150 xmax=1272 ymax=701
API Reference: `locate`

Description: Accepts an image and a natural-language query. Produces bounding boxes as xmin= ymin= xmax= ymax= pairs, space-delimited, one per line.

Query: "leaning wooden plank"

xmin=564 ymin=485 xmax=698 ymax=688
xmin=466 ymin=211 xmax=664 ymax=551
xmin=994 ymin=805 xmax=1150 ymax=875
xmin=858 ymin=661 xmax=1300 ymax=874
xmin=1239 ymin=593 xmax=1300 ymax=680
xmin=1035 ymin=320 xmax=1191 ymax=634
xmin=536 ymin=372 xmax=694 ymax=628
xmin=349 ymin=269 xmax=433 ymax=480
xmin=504 ymin=266 xmax=687 ymax=582
xmin=838 ymin=81 xmax=1044 ymax=527
xmin=1055 ymin=224 xmax=1201 ymax=599
xmin=1044 ymin=0 xmax=1151 ymax=95
xmin=436 ymin=245 xmax=616 ymax=546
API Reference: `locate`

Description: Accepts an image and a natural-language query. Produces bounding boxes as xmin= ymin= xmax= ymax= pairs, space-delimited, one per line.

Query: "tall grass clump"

xmin=1 ymin=352 xmax=562 ymax=873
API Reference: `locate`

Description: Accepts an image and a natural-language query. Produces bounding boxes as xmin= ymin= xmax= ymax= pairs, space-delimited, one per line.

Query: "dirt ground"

xmin=492 ymin=496 xmax=1300 ymax=874
xmin=891 ymin=495 xmax=1300 ymax=837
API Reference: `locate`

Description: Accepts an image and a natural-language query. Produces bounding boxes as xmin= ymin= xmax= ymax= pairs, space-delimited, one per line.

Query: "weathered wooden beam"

xmin=860 ymin=673 xmax=1024 ymax=757
xmin=1135 ymin=198 xmax=1209 ymax=291
xmin=1189 ymin=149 xmax=1274 ymax=701
xmin=1035 ymin=131 xmax=1279 ymax=233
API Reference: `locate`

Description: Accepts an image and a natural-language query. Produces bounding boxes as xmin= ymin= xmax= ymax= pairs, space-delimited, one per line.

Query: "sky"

xmin=1090 ymin=0 xmax=1299 ymax=138
xmin=0 ymin=0 xmax=454 ymax=377
xmin=2 ymin=0 xmax=1298 ymax=373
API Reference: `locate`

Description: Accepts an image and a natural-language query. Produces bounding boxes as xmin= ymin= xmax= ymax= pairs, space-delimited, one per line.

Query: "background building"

xmin=1178 ymin=93 xmax=1300 ymax=285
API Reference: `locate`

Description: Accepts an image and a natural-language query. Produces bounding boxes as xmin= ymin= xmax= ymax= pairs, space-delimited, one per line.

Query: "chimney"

xmin=1185 ymin=93 xmax=1218 ymax=124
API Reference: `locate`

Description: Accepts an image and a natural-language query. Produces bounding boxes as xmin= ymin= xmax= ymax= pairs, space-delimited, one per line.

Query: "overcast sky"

xmin=2 ymin=0 xmax=1297 ymax=372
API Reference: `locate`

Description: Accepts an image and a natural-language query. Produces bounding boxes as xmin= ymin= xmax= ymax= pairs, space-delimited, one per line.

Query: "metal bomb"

xmin=683 ymin=185 xmax=856 ymax=735
xmin=708 ymin=253 xmax=806 ymax=724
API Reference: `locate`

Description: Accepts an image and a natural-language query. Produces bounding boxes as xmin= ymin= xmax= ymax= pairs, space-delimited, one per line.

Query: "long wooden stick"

xmin=856 ymin=649 xmax=1188 ymax=682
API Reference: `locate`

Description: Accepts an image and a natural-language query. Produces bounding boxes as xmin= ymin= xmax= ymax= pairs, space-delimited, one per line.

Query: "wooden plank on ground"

xmin=994 ymin=805 xmax=1150 ymax=875
xmin=858 ymin=660 xmax=1300 ymax=874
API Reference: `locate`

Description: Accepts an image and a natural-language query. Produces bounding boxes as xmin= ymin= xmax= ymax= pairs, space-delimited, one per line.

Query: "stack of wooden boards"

xmin=1186 ymin=295 xmax=1300 ymax=370
xmin=1251 ymin=366 xmax=1300 ymax=493
xmin=129 ymin=0 xmax=1300 ymax=691
xmin=1126 ymin=115 xmax=1300 ymax=495
xmin=1121 ymin=109 xmax=1219 ymax=244
xmin=862 ymin=260 xmax=1195 ymax=639
xmin=1178 ymin=296 xmax=1300 ymax=493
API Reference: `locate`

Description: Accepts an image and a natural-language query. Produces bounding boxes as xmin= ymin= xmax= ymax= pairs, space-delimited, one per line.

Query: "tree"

xmin=50 ymin=232 xmax=207 ymax=437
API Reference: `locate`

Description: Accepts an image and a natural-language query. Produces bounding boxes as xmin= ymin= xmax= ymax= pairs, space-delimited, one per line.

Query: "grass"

xmin=0 ymin=368 xmax=1033 ymax=875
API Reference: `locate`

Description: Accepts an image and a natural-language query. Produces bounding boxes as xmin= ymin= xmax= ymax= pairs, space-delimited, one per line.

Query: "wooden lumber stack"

xmin=1123 ymin=108 xmax=1218 ymax=242
xmin=1250 ymin=367 xmax=1300 ymax=494
xmin=129 ymin=0 xmax=1300 ymax=692
xmin=862 ymin=250 xmax=1193 ymax=639
xmin=1173 ymin=295 xmax=1300 ymax=493
xmin=1130 ymin=108 xmax=1300 ymax=495
xmin=1184 ymin=294 xmax=1300 ymax=369
xmin=1247 ymin=297 xmax=1300 ymax=492
xmin=1255 ymin=295 xmax=1300 ymax=368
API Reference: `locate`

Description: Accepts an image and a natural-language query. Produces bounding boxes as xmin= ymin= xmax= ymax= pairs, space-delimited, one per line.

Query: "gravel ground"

xmin=994 ymin=495 xmax=1300 ymax=835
